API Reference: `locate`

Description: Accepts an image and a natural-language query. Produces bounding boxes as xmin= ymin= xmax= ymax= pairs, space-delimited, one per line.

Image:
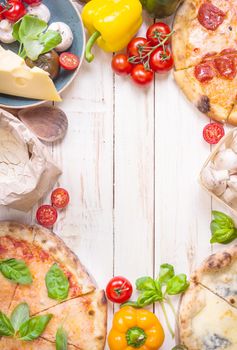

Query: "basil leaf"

xmin=136 ymin=277 xmax=156 ymax=291
xmin=210 ymin=226 xmax=237 ymax=244
xmin=210 ymin=211 xmax=237 ymax=244
xmin=212 ymin=211 xmax=235 ymax=227
xmin=40 ymin=30 xmax=62 ymax=55
xmin=166 ymin=274 xmax=189 ymax=295
xmin=121 ymin=301 xmax=140 ymax=308
xmin=0 ymin=311 xmax=14 ymax=337
xmin=45 ymin=264 xmax=69 ymax=301
xmin=172 ymin=346 xmax=188 ymax=350
xmin=10 ymin=303 xmax=30 ymax=332
xmin=56 ymin=326 xmax=68 ymax=350
xmin=137 ymin=290 xmax=163 ymax=307
xmin=19 ymin=314 xmax=52 ymax=341
xmin=0 ymin=259 xmax=32 ymax=285
xmin=159 ymin=263 xmax=175 ymax=285
xmin=18 ymin=15 xmax=47 ymax=42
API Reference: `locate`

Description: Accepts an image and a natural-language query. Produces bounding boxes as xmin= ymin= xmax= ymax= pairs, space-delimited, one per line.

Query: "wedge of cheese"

xmin=0 ymin=46 xmax=61 ymax=101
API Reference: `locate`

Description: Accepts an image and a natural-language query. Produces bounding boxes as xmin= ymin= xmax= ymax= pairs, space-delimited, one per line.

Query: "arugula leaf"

xmin=40 ymin=30 xmax=62 ymax=54
xmin=10 ymin=303 xmax=30 ymax=332
xmin=159 ymin=263 xmax=175 ymax=285
xmin=23 ymin=36 xmax=44 ymax=60
xmin=210 ymin=211 xmax=237 ymax=244
xmin=18 ymin=15 xmax=47 ymax=42
xmin=45 ymin=264 xmax=69 ymax=301
xmin=0 ymin=311 xmax=14 ymax=337
xmin=56 ymin=326 xmax=68 ymax=350
xmin=0 ymin=259 xmax=32 ymax=285
xmin=166 ymin=274 xmax=189 ymax=295
xmin=19 ymin=314 xmax=52 ymax=341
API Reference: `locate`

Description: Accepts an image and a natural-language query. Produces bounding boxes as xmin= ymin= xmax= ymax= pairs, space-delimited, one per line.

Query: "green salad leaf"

xmin=0 ymin=258 xmax=32 ymax=285
xmin=210 ymin=211 xmax=237 ymax=244
xmin=19 ymin=314 xmax=53 ymax=341
xmin=56 ymin=326 xmax=68 ymax=350
xmin=45 ymin=263 xmax=69 ymax=301
xmin=0 ymin=312 xmax=15 ymax=337
xmin=10 ymin=303 xmax=30 ymax=333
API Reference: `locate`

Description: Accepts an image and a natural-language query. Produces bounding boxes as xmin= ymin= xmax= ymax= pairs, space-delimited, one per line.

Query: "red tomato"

xmin=127 ymin=37 xmax=150 ymax=59
xmin=203 ymin=123 xmax=225 ymax=144
xmin=24 ymin=0 xmax=41 ymax=5
xmin=131 ymin=64 xmax=154 ymax=85
xmin=111 ymin=54 xmax=133 ymax=76
xmin=4 ymin=0 xmax=26 ymax=22
xmin=149 ymin=47 xmax=174 ymax=73
xmin=0 ymin=5 xmax=5 ymax=20
xmin=106 ymin=276 xmax=133 ymax=303
xmin=59 ymin=52 xmax=80 ymax=70
xmin=36 ymin=205 xmax=58 ymax=228
xmin=51 ymin=188 xmax=70 ymax=209
xmin=146 ymin=22 xmax=172 ymax=46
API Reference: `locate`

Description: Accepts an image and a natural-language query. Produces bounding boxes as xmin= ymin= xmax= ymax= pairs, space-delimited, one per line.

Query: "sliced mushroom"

xmin=227 ymin=175 xmax=237 ymax=192
xmin=27 ymin=3 xmax=51 ymax=23
xmin=214 ymin=148 xmax=237 ymax=171
xmin=201 ymin=167 xmax=228 ymax=195
xmin=0 ymin=19 xmax=16 ymax=44
xmin=231 ymin=131 xmax=237 ymax=153
xmin=18 ymin=106 xmax=68 ymax=142
xmin=48 ymin=22 xmax=73 ymax=52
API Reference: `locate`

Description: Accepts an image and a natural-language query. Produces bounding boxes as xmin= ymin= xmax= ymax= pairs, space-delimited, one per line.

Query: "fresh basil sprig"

xmin=172 ymin=346 xmax=188 ymax=350
xmin=0 ymin=311 xmax=15 ymax=337
xmin=10 ymin=303 xmax=30 ymax=332
xmin=210 ymin=211 xmax=237 ymax=244
xmin=0 ymin=258 xmax=32 ymax=285
xmin=19 ymin=314 xmax=53 ymax=341
xmin=45 ymin=263 xmax=69 ymax=301
xmin=56 ymin=326 xmax=68 ymax=350
xmin=122 ymin=264 xmax=189 ymax=338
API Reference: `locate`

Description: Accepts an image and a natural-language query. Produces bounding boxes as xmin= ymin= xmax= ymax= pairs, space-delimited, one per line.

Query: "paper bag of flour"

xmin=0 ymin=108 xmax=61 ymax=211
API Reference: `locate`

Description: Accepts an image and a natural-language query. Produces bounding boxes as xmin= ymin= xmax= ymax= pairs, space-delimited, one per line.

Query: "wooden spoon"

xmin=18 ymin=106 xmax=68 ymax=142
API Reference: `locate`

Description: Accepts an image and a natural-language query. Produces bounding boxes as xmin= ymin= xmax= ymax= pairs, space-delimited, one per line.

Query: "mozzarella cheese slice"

xmin=0 ymin=46 xmax=61 ymax=101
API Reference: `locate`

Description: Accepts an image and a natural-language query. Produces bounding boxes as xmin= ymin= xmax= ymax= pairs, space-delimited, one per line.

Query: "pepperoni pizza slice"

xmin=174 ymin=50 xmax=237 ymax=123
xmin=172 ymin=0 xmax=237 ymax=70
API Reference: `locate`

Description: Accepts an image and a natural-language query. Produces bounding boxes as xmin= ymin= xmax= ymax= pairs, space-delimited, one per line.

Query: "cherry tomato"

xmin=0 ymin=5 xmax=5 ymax=20
xmin=131 ymin=64 xmax=154 ymax=86
xmin=111 ymin=54 xmax=133 ymax=76
xmin=4 ymin=0 xmax=26 ymax=22
xmin=36 ymin=205 xmax=58 ymax=228
xmin=24 ymin=0 xmax=42 ymax=5
xmin=106 ymin=276 xmax=133 ymax=303
xmin=59 ymin=52 xmax=80 ymax=70
xmin=127 ymin=37 xmax=150 ymax=59
xmin=150 ymin=47 xmax=174 ymax=73
xmin=203 ymin=123 xmax=225 ymax=144
xmin=146 ymin=22 xmax=172 ymax=46
xmin=51 ymin=188 xmax=70 ymax=209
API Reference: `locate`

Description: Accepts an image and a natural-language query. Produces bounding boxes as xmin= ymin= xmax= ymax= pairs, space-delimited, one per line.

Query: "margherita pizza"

xmin=172 ymin=0 xmax=237 ymax=125
xmin=0 ymin=222 xmax=107 ymax=350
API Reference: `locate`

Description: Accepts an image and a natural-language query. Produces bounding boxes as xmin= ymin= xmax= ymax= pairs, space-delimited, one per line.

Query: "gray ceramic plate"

xmin=0 ymin=0 xmax=85 ymax=108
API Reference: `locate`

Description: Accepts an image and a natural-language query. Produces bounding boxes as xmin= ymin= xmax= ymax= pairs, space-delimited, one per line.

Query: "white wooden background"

xmin=0 ymin=3 xmax=233 ymax=349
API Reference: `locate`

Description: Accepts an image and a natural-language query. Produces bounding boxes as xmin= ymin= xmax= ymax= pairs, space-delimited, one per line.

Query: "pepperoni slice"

xmin=198 ymin=3 xmax=225 ymax=31
xmin=194 ymin=63 xmax=216 ymax=83
xmin=220 ymin=48 xmax=237 ymax=56
xmin=214 ymin=55 xmax=237 ymax=79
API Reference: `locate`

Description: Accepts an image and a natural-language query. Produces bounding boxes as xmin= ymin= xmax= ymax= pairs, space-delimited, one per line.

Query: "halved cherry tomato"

xmin=106 ymin=276 xmax=133 ymax=303
xmin=127 ymin=37 xmax=150 ymax=59
xmin=24 ymin=0 xmax=41 ymax=5
xmin=150 ymin=47 xmax=174 ymax=73
xmin=59 ymin=52 xmax=80 ymax=70
xmin=146 ymin=22 xmax=172 ymax=46
xmin=4 ymin=0 xmax=26 ymax=22
xmin=51 ymin=188 xmax=70 ymax=209
xmin=131 ymin=64 xmax=154 ymax=85
xmin=203 ymin=123 xmax=225 ymax=144
xmin=111 ymin=54 xmax=133 ymax=76
xmin=36 ymin=205 xmax=58 ymax=228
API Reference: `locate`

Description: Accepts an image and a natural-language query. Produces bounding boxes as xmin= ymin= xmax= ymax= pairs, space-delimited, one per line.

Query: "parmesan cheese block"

xmin=0 ymin=46 xmax=61 ymax=101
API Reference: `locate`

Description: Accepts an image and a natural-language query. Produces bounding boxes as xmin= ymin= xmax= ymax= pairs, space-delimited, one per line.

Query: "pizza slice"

xmin=228 ymin=101 xmax=237 ymax=125
xmin=173 ymin=0 xmax=237 ymax=69
xmin=179 ymin=282 xmax=237 ymax=349
xmin=0 ymin=222 xmax=35 ymax=313
xmin=191 ymin=245 xmax=237 ymax=308
xmin=11 ymin=225 xmax=95 ymax=314
xmin=174 ymin=50 xmax=237 ymax=123
xmin=0 ymin=338 xmax=77 ymax=349
xmin=37 ymin=290 xmax=107 ymax=350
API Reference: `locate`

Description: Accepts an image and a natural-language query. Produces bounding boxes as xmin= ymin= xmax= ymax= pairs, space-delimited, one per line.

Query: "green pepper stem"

xmin=126 ymin=327 xmax=147 ymax=348
xmin=85 ymin=31 xmax=101 ymax=63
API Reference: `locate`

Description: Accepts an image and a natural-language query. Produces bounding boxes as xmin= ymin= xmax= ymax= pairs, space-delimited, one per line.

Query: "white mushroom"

xmin=231 ymin=131 xmax=237 ymax=153
xmin=0 ymin=20 xmax=16 ymax=44
xmin=214 ymin=148 xmax=237 ymax=171
xmin=48 ymin=22 xmax=73 ymax=52
xmin=27 ymin=3 xmax=51 ymax=23
xmin=221 ymin=187 xmax=237 ymax=204
xmin=201 ymin=167 xmax=228 ymax=195
xmin=227 ymin=175 xmax=237 ymax=192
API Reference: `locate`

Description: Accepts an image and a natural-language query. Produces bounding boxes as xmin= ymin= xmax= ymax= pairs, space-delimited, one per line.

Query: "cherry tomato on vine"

xmin=111 ymin=54 xmax=133 ymax=76
xmin=150 ymin=47 xmax=174 ymax=73
xmin=36 ymin=205 xmax=58 ymax=228
xmin=4 ymin=0 xmax=26 ymax=22
xmin=0 ymin=5 xmax=5 ymax=20
xmin=51 ymin=188 xmax=70 ymax=209
xmin=203 ymin=123 xmax=225 ymax=144
xmin=131 ymin=64 xmax=154 ymax=85
xmin=59 ymin=52 xmax=80 ymax=70
xmin=127 ymin=37 xmax=150 ymax=59
xmin=146 ymin=22 xmax=172 ymax=46
xmin=23 ymin=0 xmax=42 ymax=5
xmin=106 ymin=276 xmax=133 ymax=303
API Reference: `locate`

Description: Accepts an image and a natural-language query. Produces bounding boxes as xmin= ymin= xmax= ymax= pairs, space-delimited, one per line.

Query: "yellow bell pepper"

xmin=81 ymin=0 xmax=143 ymax=62
xmin=108 ymin=306 xmax=165 ymax=350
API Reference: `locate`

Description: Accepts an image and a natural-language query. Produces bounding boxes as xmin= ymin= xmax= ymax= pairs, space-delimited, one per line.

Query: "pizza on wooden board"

xmin=172 ymin=0 xmax=237 ymax=125
xmin=179 ymin=245 xmax=237 ymax=349
xmin=0 ymin=221 xmax=107 ymax=350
